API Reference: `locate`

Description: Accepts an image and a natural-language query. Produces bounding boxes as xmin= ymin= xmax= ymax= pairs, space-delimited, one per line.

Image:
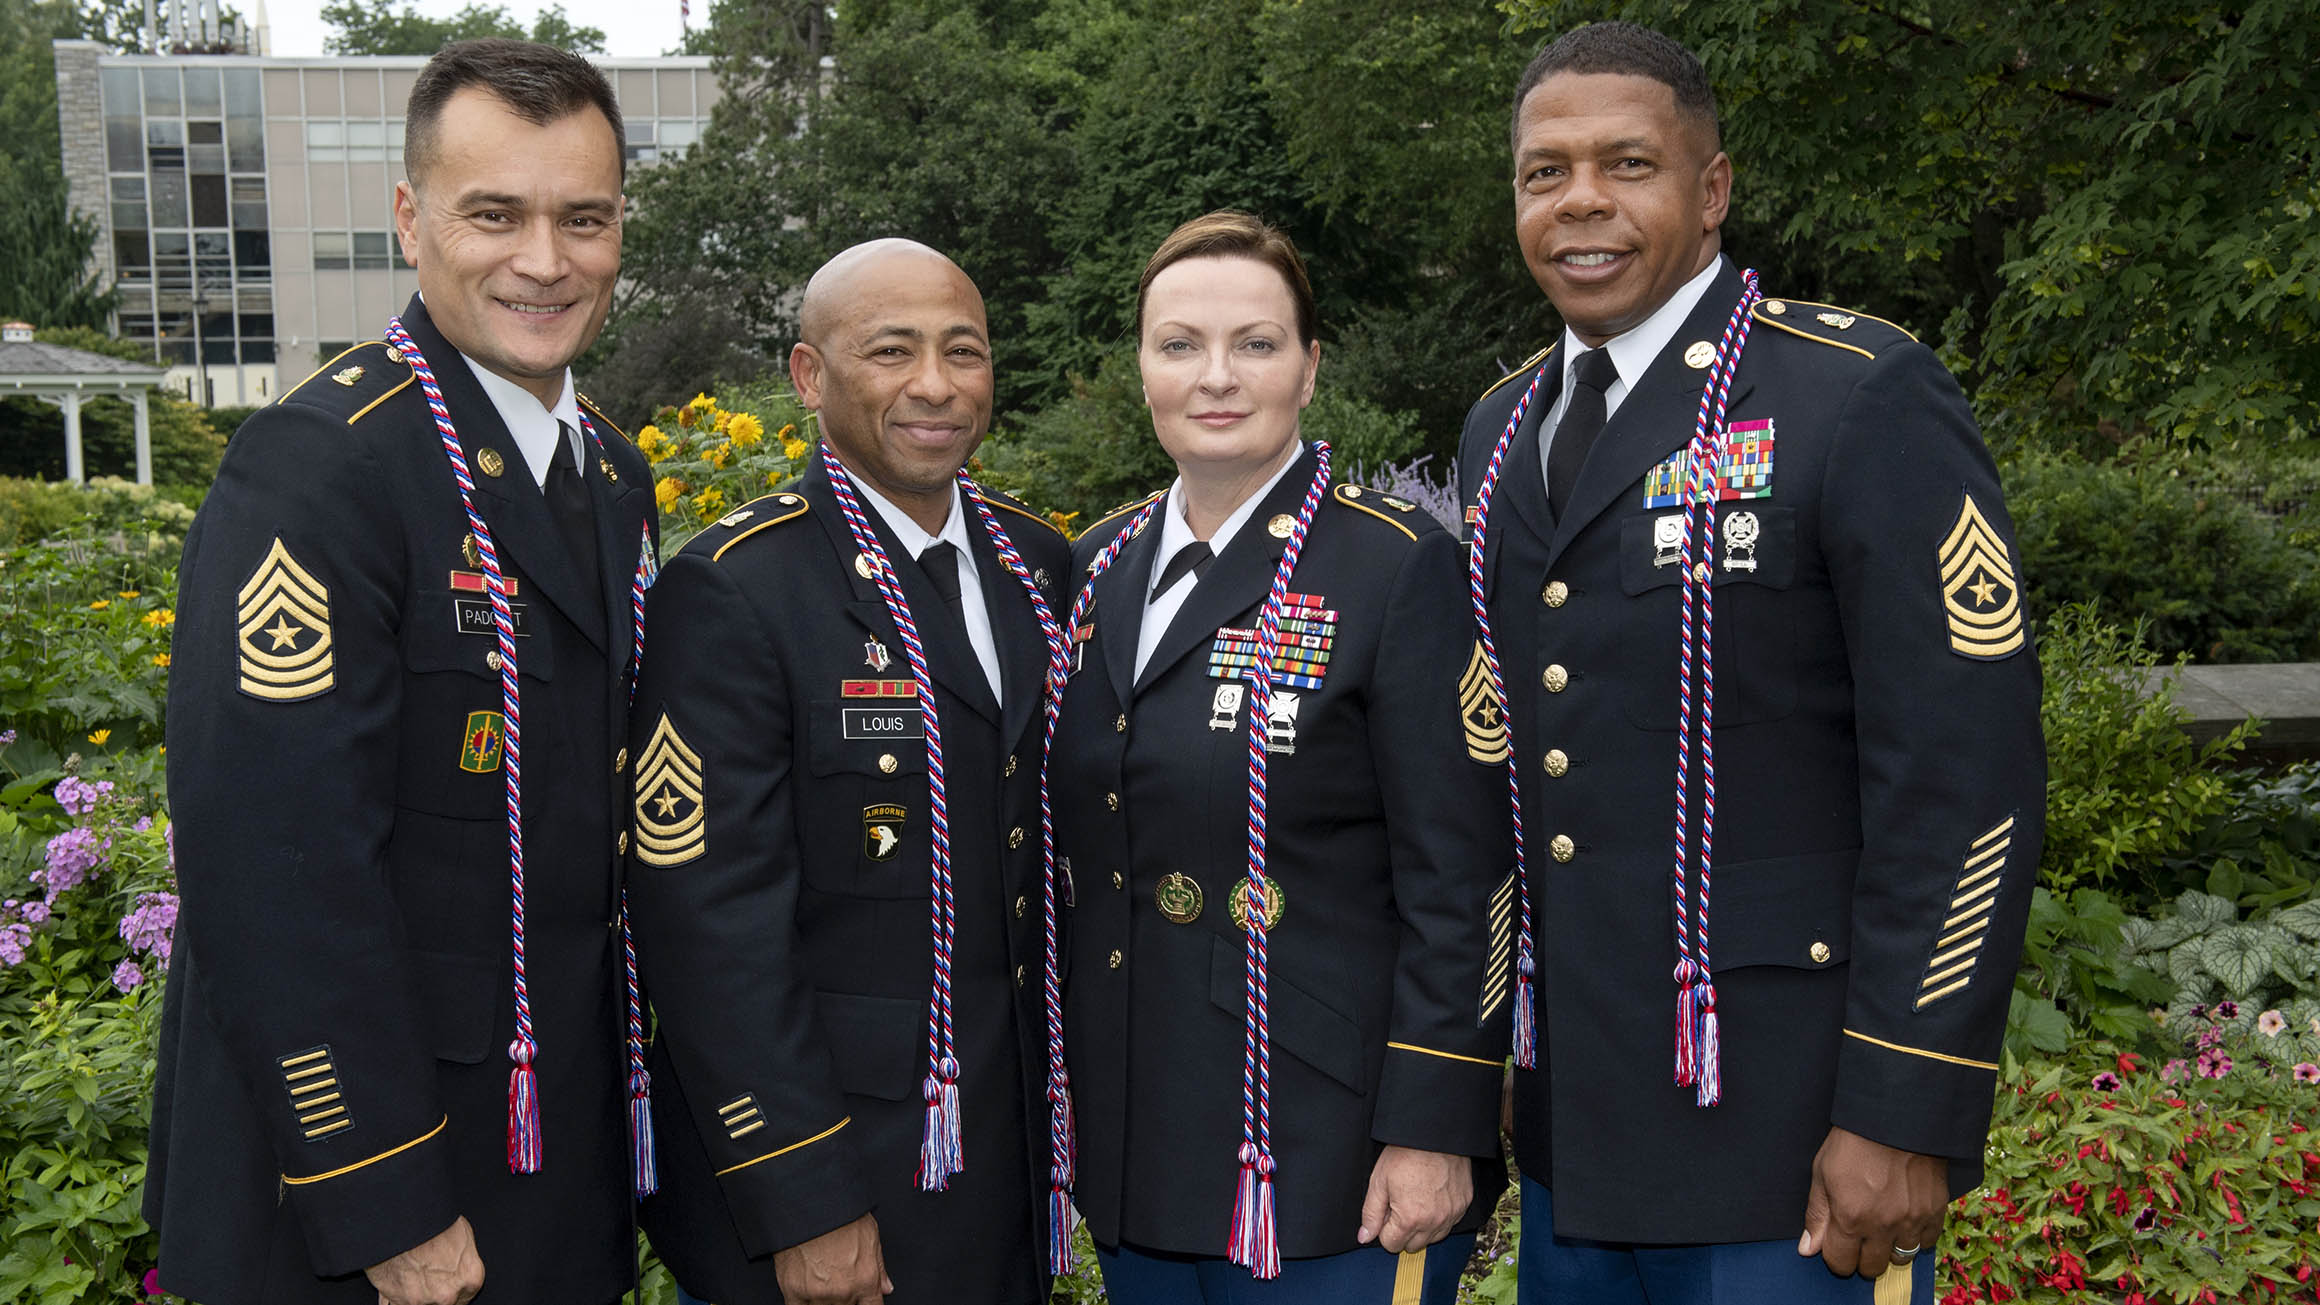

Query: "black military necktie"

xmin=547 ymin=423 xmax=602 ymax=606
xmin=1150 ymin=540 xmax=1213 ymax=600
xmin=919 ymin=540 xmax=969 ymax=629
xmin=1547 ymin=346 xmax=1620 ymax=517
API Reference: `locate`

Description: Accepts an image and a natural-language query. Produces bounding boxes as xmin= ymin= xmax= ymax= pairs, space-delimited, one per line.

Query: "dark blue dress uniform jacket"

xmin=148 ymin=295 xmax=652 ymax=1302
xmin=1055 ymin=443 xmax=1514 ymax=1260
xmin=1454 ymin=259 xmax=2046 ymax=1245
xmin=628 ymin=455 xmax=1068 ymax=1305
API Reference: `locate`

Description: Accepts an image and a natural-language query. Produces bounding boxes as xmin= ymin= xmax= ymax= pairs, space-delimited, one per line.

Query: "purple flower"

xmin=2132 ymin=1204 xmax=2159 ymax=1232
xmin=0 ymin=922 xmax=28 ymax=966
xmin=20 ymin=900 xmax=49 ymax=925
xmin=118 ymin=891 xmax=179 ymax=961
xmin=2197 ymin=1023 xmax=2224 ymax=1050
xmin=0 ymin=728 xmax=15 ymax=745
xmin=2190 ymin=1003 xmax=2210 ymax=1020
xmin=111 ymin=958 xmax=144 ymax=992
xmin=2215 ymin=999 xmax=2240 ymax=1020
xmin=2091 ymin=1071 xmax=2122 ymax=1091
xmin=2160 ymin=1058 xmax=2189 ymax=1083
xmin=40 ymin=827 xmax=108 ymax=895
xmin=52 ymin=776 xmax=114 ymax=817
xmin=2197 ymin=1046 xmax=2234 ymax=1079
xmin=132 ymin=815 xmax=152 ymax=834
xmin=142 ymin=1268 xmax=162 ymax=1298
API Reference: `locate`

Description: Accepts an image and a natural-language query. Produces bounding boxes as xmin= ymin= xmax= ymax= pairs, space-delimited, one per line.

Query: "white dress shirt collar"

xmin=850 ymin=475 xmax=1004 ymax=704
xmin=1135 ymin=440 xmax=1304 ymax=680
xmin=1545 ymin=255 xmax=1727 ymax=432
xmin=460 ymin=354 xmax=583 ymax=490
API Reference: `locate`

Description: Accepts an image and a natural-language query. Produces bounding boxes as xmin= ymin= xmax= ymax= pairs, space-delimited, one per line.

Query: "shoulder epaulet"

xmin=971 ymin=487 xmax=1064 ymax=538
xmin=1477 ymin=343 xmax=1555 ymax=403
xmin=1085 ymin=488 xmax=1167 ymax=537
xmin=1750 ymin=298 xmax=1916 ymax=361
xmin=1328 ymin=483 xmax=1424 ymax=541
xmin=276 ymin=341 xmax=414 ymax=425
xmin=688 ymin=491 xmax=810 ymax=563
xmin=576 ymin=392 xmax=629 ymax=441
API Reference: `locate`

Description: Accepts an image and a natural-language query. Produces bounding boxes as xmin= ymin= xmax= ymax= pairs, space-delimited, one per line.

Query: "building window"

xmin=313 ymin=231 xmax=396 ymax=271
xmin=305 ymin=120 xmax=404 ymax=164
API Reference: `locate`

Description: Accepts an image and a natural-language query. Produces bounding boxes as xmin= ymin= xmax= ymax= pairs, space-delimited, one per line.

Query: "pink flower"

xmin=142 ymin=1267 xmax=161 ymax=1297
xmin=2259 ymin=1010 xmax=2287 ymax=1037
xmin=2215 ymin=999 xmax=2240 ymax=1020
xmin=40 ymin=827 xmax=108 ymax=895
xmin=2161 ymin=1058 xmax=2189 ymax=1083
xmin=2197 ymin=1047 xmax=2234 ymax=1079
xmin=2091 ymin=1071 xmax=2121 ymax=1091
xmin=118 ymin=892 xmax=179 ymax=961
xmin=110 ymin=959 xmax=144 ymax=993
xmin=2295 ymin=1063 xmax=2320 ymax=1085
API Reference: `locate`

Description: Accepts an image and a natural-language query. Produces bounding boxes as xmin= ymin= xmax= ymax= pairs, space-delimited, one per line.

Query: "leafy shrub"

xmin=2118 ymin=893 xmax=2320 ymax=1046
xmin=1940 ymin=1039 xmax=2320 ymax=1304
xmin=2161 ymin=764 xmax=2320 ymax=914
xmin=2009 ymin=886 xmax=2174 ymax=1058
xmin=2004 ymin=447 xmax=2320 ymax=663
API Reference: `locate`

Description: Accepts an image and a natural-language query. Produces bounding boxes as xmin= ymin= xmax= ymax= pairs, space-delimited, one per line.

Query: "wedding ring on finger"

xmin=1891 ymin=1244 xmax=1922 ymax=1265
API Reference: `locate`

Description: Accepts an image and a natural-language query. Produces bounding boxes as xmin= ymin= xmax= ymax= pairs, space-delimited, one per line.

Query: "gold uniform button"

xmin=618 ymin=831 xmax=629 ymax=855
xmin=1107 ymin=949 xmax=1123 ymax=969
xmin=1810 ymin=941 xmax=1832 ymax=964
xmin=1549 ymin=834 xmax=1576 ymax=863
xmin=1544 ymin=749 xmax=1569 ymax=777
xmin=1115 ymin=713 xmax=1128 ymax=733
xmin=1111 ymin=870 xmax=1125 ymax=890
xmin=1542 ymin=580 xmax=1569 ymax=608
xmin=1008 ymin=826 xmax=1025 ymax=849
xmin=878 ymin=753 xmax=899 ymax=775
xmin=614 ymin=747 xmax=628 ymax=774
xmin=1014 ymin=895 xmax=1028 ymax=918
xmin=485 ymin=650 xmax=503 ymax=672
xmin=1105 ymin=791 xmax=1120 ymax=812
xmin=1542 ymin=664 xmax=1569 ymax=693
xmin=1763 ymin=299 xmax=1788 ymax=316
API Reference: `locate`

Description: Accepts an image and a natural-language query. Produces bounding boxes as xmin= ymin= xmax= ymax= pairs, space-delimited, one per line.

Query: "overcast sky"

xmin=258 ymin=0 xmax=692 ymax=58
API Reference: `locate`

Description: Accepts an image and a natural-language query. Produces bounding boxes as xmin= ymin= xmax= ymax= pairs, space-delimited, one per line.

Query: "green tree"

xmin=1500 ymin=0 xmax=2320 ymax=445
xmin=321 ymin=0 xmax=604 ymax=54
xmin=0 ymin=0 xmax=113 ymax=329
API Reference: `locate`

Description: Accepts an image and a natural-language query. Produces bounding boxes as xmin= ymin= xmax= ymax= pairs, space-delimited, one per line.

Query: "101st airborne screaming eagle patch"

xmin=236 ymin=538 xmax=335 ymax=701
xmin=633 ymin=713 xmax=706 ymax=867
xmin=1459 ymin=642 xmax=1510 ymax=764
xmin=1938 ymin=493 xmax=2025 ymax=659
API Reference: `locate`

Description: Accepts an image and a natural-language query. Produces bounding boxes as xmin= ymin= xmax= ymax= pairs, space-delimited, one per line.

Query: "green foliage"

xmin=2008 ymin=886 xmax=2173 ymax=1058
xmin=0 ymin=330 xmax=227 ymax=490
xmin=636 ymin=388 xmax=819 ymax=554
xmin=1501 ymin=1 xmax=2320 ymax=447
xmin=1940 ymin=1042 xmax=2320 ymax=1304
xmin=2035 ymin=607 xmax=2252 ymax=900
xmin=0 ymin=1 xmax=114 ymax=331
xmin=320 ymin=0 xmax=604 ymax=53
xmin=2117 ymin=893 xmax=2320 ymax=1045
xmin=2004 ymin=447 xmax=2320 ymax=662
xmin=2161 ymin=765 xmax=2320 ymax=915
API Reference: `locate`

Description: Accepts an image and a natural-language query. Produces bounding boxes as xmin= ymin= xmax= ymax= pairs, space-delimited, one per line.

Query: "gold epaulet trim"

xmin=973 ymin=491 xmax=1063 ymax=536
xmin=1384 ymin=1040 xmax=1501 ymax=1068
xmin=715 ymin=1115 xmax=852 ymax=1176
xmin=1752 ymin=300 xmax=1916 ymax=363
xmin=1331 ymin=485 xmax=1417 ymax=541
xmin=277 ymin=342 xmax=397 ymax=408
xmin=1843 ymin=1028 xmax=1998 ymax=1072
xmin=710 ymin=494 xmax=810 ymax=562
xmin=1477 ymin=344 xmax=1555 ymax=402
xmin=280 ymin=1115 xmax=447 ymax=1185
xmin=576 ymin=392 xmax=629 ymax=441
xmin=346 ymin=376 xmax=415 ymax=425
xmin=1086 ymin=489 xmax=1167 ymax=536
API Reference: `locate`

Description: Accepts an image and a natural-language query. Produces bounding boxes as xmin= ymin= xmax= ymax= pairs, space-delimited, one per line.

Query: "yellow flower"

xmin=1047 ymin=509 xmax=1081 ymax=538
xmin=637 ymin=425 xmax=668 ymax=462
xmin=89 ymin=599 xmax=110 ymax=610
xmin=654 ymin=478 xmax=682 ymax=509
xmin=687 ymin=392 xmax=716 ymax=411
xmin=141 ymin=609 xmax=175 ymax=627
xmin=88 ymin=728 xmax=112 ymax=746
xmin=727 ymin=413 xmax=765 ymax=446
xmin=776 ymin=424 xmax=796 ymax=439
xmin=693 ymin=488 xmax=727 ymax=520
xmin=152 ymin=653 xmax=171 ymax=668
xmin=704 ymin=442 xmax=733 ymax=469
xmin=782 ymin=437 xmax=810 ymax=461
xmin=119 ymin=590 xmax=140 ymax=599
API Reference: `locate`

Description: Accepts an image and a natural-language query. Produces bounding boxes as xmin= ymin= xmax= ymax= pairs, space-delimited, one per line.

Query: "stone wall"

xmin=51 ymin=40 xmax=112 ymax=288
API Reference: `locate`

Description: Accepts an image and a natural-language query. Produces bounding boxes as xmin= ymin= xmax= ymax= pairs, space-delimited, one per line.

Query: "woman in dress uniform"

xmin=1039 ymin=211 xmax=1514 ymax=1304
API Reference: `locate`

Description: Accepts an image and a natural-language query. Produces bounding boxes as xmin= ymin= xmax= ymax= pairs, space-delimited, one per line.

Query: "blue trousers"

xmin=1517 ymin=1175 xmax=1932 ymax=1305
xmin=1096 ymin=1233 xmax=1476 ymax=1305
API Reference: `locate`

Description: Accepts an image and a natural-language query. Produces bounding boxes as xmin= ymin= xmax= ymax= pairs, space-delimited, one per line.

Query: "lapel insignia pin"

xmin=476 ymin=447 xmax=505 ymax=478
xmin=236 ymin=538 xmax=335 ymax=702
xmin=855 ymin=552 xmax=877 ymax=580
xmin=600 ymin=457 xmax=619 ymax=483
xmin=1208 ymin=683 xmax=1244 ymax=731
xmin=1459 ymin=643 xmax=1510 ymax=763
xmin=1762 ymin=300 xmax=1788 ymax=316
xmin=863 ymin=637 xmax=893 ymax=672
xmin=1155 ymin=872 xmax=1204 ymax=924
xmin=1683 ymin=340 xmax=1716 ymax=369
xmin=330 ymin=365 xmax=364 ymax=386
xmin=1722 ymin=510 xmax=1761 ymax=573
xmin=458 ymin=710 xmax=507 ymax=772
xmin=863 ymin=804 xmax=907 ymax=861
xmin=1817 ymin=312 xmax=1857 ymax=329
xmin=1033 ymin=567 xmax=1051 ymax=588
xmin=1267 ymin=514 xmax=1295 ymax=539
xmin=633 ymin=713 xmax=707 ymax=866
xmin=383 ymin=346 xmax=405 ymax=364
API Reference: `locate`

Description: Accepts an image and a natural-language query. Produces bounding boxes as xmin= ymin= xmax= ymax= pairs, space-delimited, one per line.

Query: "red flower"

xmin=2118 ymin=1052 xmax=2142 ymax=1075
xmin=142 ymin=1268 xmax=162 ymax=1298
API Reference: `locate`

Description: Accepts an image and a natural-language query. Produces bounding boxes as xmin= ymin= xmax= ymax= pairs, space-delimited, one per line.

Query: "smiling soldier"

xmin=1454 ymin=22 xmax=2047 ymax=1305
xmin=149 ymin=39 xmax=655 ymax=1305
xmin=628 ymin=240 xmax=1069 ymax=1305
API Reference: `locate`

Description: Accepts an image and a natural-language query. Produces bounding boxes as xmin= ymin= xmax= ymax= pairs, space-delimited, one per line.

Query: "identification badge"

xmin=454 ymin=596 xmax=530 ymax=636
xmin=843 ymin=707 xmax=924 ymax=740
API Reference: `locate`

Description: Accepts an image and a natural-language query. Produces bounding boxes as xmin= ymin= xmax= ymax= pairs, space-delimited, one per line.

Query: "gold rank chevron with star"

xmin=632 ymin=712 xmax=706 ymax=866
xmin=1459 ymin=641 xmax=1510 ymax=764
xmin=1938 ymin=493 xmax=2025 ymax=659
xmin=235 ymin=538 xmax=335 ymax=701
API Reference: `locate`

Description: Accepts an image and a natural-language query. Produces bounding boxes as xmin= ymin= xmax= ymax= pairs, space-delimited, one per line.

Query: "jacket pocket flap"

xmin=1208 ymin=935 xmax=1367 ymax=1095
xmin=813 ymin=989 xmax=922 ymax=1102
xmin=1691 ymin=848 xmax=1855 ymax=971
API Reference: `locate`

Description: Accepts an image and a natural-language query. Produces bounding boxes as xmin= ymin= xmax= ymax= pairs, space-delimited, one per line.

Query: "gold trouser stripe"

xmin=1845 ymin=1028 xmax=1998 ymax=1071
xmin=1875 ymin=1260 xmax=1916 ymax=1305
xmin=282 ymin=1115 xmax=446 ymax=1185
xmin=1391 ymin=1246 xmax=1427 ymax=1305
xmin=716 ymin=1116 xmax=852 ymax=1176
xmin=1384 ymin=1041 xmax=1502 ymax=1069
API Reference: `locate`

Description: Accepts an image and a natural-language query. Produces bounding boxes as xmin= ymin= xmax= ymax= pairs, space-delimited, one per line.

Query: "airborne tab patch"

xmin=633 ymin=713 xmax=706 ymax=866
xmin=1459 ymin=642 xmax=1509 ymax=764
xmin=237 ymin=538 xmax=335 ymax=702
xmin=1938 ymin=493 xmax=2024 ymax=660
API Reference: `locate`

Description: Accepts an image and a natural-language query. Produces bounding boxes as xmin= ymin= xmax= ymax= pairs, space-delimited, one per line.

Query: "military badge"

xmin=1722 ymin=510 xmax=1761 ymax=573
xmin=1642 ymin=419 xmax=1776 ymax=508
xmin=841 ymin=679 xmax=917 ymax=698
xmin=461 ymin=532 xmax=482 ymax=568
xmin=1459 ymin=642 xmax=1509 ymax=764
xmin=863 ymin=637 xmax=893 ymax=672
xmin=448 ymin=570 xmax=518 ymax=597
xmin=633 ymin=713 xmax=706 ymax=867
xmin=330 ymin=365 xmax=364 ymax=387
xmin=1917 ymin=815 xmax=2013 ymax=1009
xmin=475 ymin=447 xmax=505 ymax=478
xmin=863 ymin=804 xmax=906 ymax=861
xmin=1208 ymin=683 xmax=1244 ymax=731
xmin=1262 ymin=690 xmax=1301 ymax=755
xmin=458 ymin=711 xmax=506 ymax=772
xmin=1228 ymin=873 xmax=1286 ymax=932
xmin=1652 ymin=513 xmax=1685 ymax=569
xmin=1939 ymin=493 xmax=2025 ymax=659
xmin=236 ymin=538 xmax=335 ymax=702
xmin=1206 ymin=594 xmax=1336 ymax=690
xmin=1154 ymin=871 xmax=1204 ymax=924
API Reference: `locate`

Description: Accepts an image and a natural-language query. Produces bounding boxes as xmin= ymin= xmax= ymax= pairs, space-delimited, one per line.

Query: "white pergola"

xmin=0 ymin=322 xmax=172 ymax=485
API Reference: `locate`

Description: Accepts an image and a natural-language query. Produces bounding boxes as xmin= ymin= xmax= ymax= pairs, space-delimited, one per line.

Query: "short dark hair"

xmin=1510 ymin=22 xmax=1720 ymax=155
xmin=405 ymin=39 xmax=626 ymax=186
xmin=1138 ymin=210 xmax=1318 ymax=346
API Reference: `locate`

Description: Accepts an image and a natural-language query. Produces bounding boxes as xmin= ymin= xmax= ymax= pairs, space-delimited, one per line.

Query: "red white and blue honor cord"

xmin=385 ymin=317 xmax=658 ymax=1188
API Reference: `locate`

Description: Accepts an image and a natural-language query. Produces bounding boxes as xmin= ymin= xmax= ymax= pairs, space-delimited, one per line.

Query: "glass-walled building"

xmin=53 ymin=42 xmax=717 ymax=405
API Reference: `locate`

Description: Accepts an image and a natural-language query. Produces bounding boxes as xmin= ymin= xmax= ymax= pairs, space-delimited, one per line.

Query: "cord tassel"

xmin=1512 ymin=952 xmax=1538 ymax=1069
xmin=1672 ymin=958 xmax=1698 ymax=1086
xmin=1227 ymin=1145 xmax=1281 ymax=1279
xmin=1695 ymin=984 xmax=1723 ymax=1106
xmin=507 ymin=1039 xmax=542 ymax=1173
xmin=628 ymin=1071 xmax=658 ymax=1196
xmin=916 ymin=1062 xmax=964 ymax=1190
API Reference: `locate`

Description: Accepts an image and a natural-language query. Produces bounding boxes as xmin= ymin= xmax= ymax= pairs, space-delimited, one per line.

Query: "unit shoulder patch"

xmin=633 ymin=713 xmax=706 ymax=866
xmin=237 ymin=538 xmax=335 ymax=701
xmin=696 ymin=492 xmax=810 ymax=563
xmin=1329 ymin=484 xmax=1420 ymax=541
xmin=1477 ymin=344 xmax=1555 ymax=403
xmin=1938 ymin=492 xmax=2025 ymax=659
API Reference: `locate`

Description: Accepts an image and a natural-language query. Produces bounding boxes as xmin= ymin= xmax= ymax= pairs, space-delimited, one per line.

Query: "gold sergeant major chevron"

xmin=1459 ymin=642 xmax=1510 ymax=764
xmin=236 ymin=538 xmax=335 ymax=701
xmin=632 ymin=712 xmax=706 ymax=867
xmin=1938 ymin=493 xmax=2024 ymax=660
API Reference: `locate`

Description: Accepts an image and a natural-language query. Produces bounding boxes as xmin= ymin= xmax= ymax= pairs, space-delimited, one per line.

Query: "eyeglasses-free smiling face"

xmin=1513 ymin=71 xmax=1730 ymax=348
xmin=1139 ymin=254 xmax=1320 ymax=482
xmin=393 ymin=86 xmax=625 ymax=406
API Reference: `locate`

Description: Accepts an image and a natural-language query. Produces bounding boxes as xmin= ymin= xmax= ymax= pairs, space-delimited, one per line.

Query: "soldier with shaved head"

xmin=630 ymin=240 xmax=1069 ymax=1304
